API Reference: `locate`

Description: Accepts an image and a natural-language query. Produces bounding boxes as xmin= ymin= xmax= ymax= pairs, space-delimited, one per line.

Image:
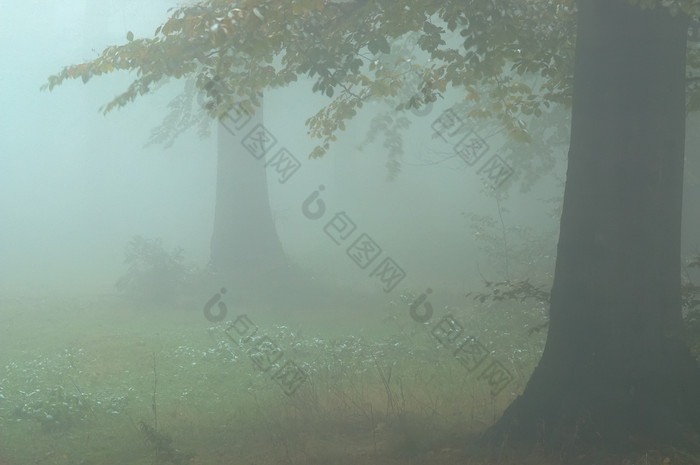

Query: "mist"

xmin=1 ymin=0 xmax=568 ymax=300
xmin=1 ymin=2 xmax=700 ymax=464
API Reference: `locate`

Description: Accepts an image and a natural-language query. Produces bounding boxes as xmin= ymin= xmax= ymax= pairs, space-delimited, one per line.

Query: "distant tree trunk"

xmin=489 ymin=0 xmax=700 ymax=454
xmin=209 ymin=100 xmax=288 ymax=290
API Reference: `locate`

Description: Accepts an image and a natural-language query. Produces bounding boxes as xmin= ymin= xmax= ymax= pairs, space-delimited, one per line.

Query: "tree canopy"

xmin=43 ymin=0 xmax=700 ymax=163
xmin=42 ymin=0 xmax=698 ymax=160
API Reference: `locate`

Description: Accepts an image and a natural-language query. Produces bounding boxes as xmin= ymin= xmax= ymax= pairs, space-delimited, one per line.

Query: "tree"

xmin=488 ymin=0 xmax=700 ymax=456
xmin=155 ymin=76 xmax=290 ymax=287
xmin=209 ymin=107 xmax=289 ymax=289
xmin=43 ymin=0 xmax=700 ymax=459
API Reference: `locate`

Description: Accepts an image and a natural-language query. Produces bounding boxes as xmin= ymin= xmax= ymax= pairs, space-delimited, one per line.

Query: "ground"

xmin=0 ymin=292 xmax=694 ymax=465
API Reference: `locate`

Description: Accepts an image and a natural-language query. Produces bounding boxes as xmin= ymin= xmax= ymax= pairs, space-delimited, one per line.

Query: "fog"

xmin=1 ymin=0 xmax=218 ymax=295
xmin=2 ymin=2 xmax=700 ymax=463
xmin=1 ymin=0 xmax=572 ymax=301
xmin=2 ymin=0 xmax=699 ymax=306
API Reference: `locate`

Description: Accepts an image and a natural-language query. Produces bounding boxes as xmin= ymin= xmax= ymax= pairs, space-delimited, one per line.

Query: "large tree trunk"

xmin=488 ymin=0 xmax=700 ymax=455
xmin=209 ymin=100 xmax=288 ymax=291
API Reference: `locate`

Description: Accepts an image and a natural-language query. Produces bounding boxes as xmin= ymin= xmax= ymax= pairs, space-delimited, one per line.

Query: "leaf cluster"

xmin=42 ymin=0 xmax=700 ymax=157
xmin=685 ymin=256 xmax=700 ymax=359
xmin=42 ymin=0 xmax=578 ymax=157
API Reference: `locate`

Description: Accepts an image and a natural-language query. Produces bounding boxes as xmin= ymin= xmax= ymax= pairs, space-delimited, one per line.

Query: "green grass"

xmin=5 ymin=290 xmax=668 ymax=465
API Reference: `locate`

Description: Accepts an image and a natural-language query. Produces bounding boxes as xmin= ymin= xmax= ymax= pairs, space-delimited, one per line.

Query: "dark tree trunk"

xmin=209 ymin=101 xmax=288 ymax=291
xmin=488 ymin=0 xmax=700 ymax=455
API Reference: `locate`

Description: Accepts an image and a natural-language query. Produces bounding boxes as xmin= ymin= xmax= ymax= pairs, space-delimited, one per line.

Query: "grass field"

xmin=2 ymin=290 xmax=676 ymax=465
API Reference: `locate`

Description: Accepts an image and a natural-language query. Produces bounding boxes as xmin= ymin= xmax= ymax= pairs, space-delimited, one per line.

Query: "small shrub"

xmin=13 ymin=386 xmax=92 ymax=433
xmin=116 ymin=235 xmax=199 ymax=306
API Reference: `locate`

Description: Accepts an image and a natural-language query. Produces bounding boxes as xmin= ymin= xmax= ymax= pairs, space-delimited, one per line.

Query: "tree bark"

xmin=488 ymin=0 xmax=700 ymax=455
xmin=209 ymin=100 xmax=289 ymax=291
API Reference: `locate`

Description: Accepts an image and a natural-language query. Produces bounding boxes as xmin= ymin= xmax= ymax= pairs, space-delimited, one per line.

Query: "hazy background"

xmin=1 ymin=0 xmax=697 ymax=304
